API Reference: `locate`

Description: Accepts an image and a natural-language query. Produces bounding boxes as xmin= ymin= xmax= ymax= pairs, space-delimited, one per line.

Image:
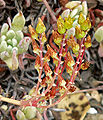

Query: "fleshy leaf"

xmin=80 ymin=17 xmax=91 ymax=31
xmin=6 ymin=30 xmax=15 ymax=39
xmin=75 ymin=5 xmax=82 ymax=12
xmin=53 ymin=30 xmax=63 ymax=47
xmin=11 ymin=11 xmax=25 ymax=31
xmin=57 ymin=16 xmax=66 ymax=34
xmin=65 ymin=1 xmax=81 ymax=9
xmin=15 ymin=31 xmax=24 ymax=42
xmin=42 ymin=32 xmax=47 ymax=44
xmin=84 ymin=35 xmax=91 ymax=48
xmin=4 ymin=55 xmax=18 ymax=70
xmin=64 ymin=16 xmax=74 ymax=29
xmin=78 ymin=12 xmax=85 ymax=24
xmin=70 ymin=9 xmax=78 ymax=18
xmin=29 ymin=25 xmax=38 ymax=40
xmin=4 ymin=48 xmax=19 ymax=70
xmin=82 ymin=1 xmax=88 ymax=16
xmin=32 ymin=39 xmax=40 ymax=55
xmin=0 ymin=41 xmax=7 ymax=52
xmin=1 ymin=23 xmax=9 ymax=35
xmin=36 ymin=18 xmax=46 ymax=34
xmin=18 ymin=37 xmax=31 ymax=54
xmin=75 ymin=26 xmax=85 ymax=39
xmin=61 ymin=9 xmax=70 ymax=18
xmin=94 ymin=26 xmax=103 ymax=42
xmin=23 ymin=106 xmax=36 ymax=119
xmin=65 ymin=27 xmax=75 ymax=39
xmin=16 ymin=110 xmax=27 ymax=120
xmin=0 ymin=35 xmax=6 ymax=42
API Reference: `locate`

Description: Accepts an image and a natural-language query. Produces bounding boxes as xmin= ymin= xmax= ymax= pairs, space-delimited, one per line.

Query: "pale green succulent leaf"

xmin=15 ymin=31 xmax=24 ymax=42
xmin=11 ymin=11 xmax=25 ymax=31
xmin=16 ymin=110 xmax=27 ymax=120
xmin=82 ymin=1 xmax=88 ymax=16
xmin=1 ymin=23 xmax=9 ymax=35
xmin=94 ymin=26 xmax=103 ymax=42
xmin=0 ymin=51 xmax=9 ymax=60
xmin=12 ymin=38 xmax=17 ymax=46
xmin=18 ymin=37 xmax=31 ymax=54
xmin=70 ymin=9 xmax=78 ymax=18
xmin=23 ymin=106 xmax=36 ymax=119
xmin=0 ymin=35 xmax=6 ymax=42
xmin=7 ymin=39 xmax=12 ymax=46
xmin=65 ymin=27 xmax=75 ymax=39
xmin=0 ymin=41 xmax=7 ymax=52
xmin=4 ymin=51 xmax=18 ymax=70
xmin=6 ymin=30 xmax=15 ymax=39
xmin=61 ymin=9 xmax=70 ymax=18
xmin=7 ymin=45 xmax=13 ymax=55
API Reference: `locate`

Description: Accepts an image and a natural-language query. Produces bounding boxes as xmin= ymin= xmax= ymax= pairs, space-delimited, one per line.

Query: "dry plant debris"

xmin=52 ymin=87 xmax=90 ymax=120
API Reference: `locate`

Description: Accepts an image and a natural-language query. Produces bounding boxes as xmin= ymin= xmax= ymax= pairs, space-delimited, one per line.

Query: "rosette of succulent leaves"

xmin=0 ymin=11 xmax=31 ymax=70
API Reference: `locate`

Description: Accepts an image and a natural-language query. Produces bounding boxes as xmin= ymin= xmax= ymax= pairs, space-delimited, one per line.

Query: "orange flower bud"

xmin=44 ymin=52 xmax=50 ymax=63
xmin=67 ymin=35 xmax=79 ymax=53
xmin=50 ymin=87 xmax=57 ymax=98
xmin=42 ymin=32 xmax=47 ymax=44
xmin=29 ymin=25 xmax=38 ymax=40
xmin=67 ymin=51 xmax=75 ymax=67
xmin=84 ymin=35 xmax=91 ymax=48
xmin=44 ymin=62 xmax=53 ymax=77
xmin=68 ymin=85 xmax=76 ymax=92
xmin=81 ymin=61 xmax=90 ymax=70
xmin=41 ymin=77 xmax=47 ymax=87
xmin=53 ymin=58 xmax=59 ymax=67
xmin=58 ymin=75 xmax=66 ymax=87
xmin=52 ymin=30 xmax=63 ymax=47
xmin=32 ymin=38 xmax=40 ymax=55
xmin=75 ymin=26 xmax=85 ymax=39
xmin=66 ymin=65 xmax=73 ymax=76
xmin=47 ymin=44 xmax=58 ymax=60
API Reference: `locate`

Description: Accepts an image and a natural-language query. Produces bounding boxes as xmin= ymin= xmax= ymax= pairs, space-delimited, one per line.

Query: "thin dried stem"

xmin=0 ymin=95 xmax=21 ymax=106
xmin=42 ymin=0 xmax=57 ymax=23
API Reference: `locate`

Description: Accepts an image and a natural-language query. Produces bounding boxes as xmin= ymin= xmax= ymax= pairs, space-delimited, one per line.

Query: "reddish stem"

xmin=35 ymin=34 xmax=44 ymax=95
xmin=38 ymin=38 xmax=85 ymax=109
xmin=49 ymin=34 xmax=59 ymax=52
xmin=42 ymin=0 xmax=57 ymax=23
xmin=10 ymin=108 xmax=18 ymax=120
xmin=43 ymin=109 xmax=48 ymax=120
xmin=23 ymin=53 xmax=36 ymax=59
xmin=60 ymin=39 xmax=68 ymax=75
xmin=89 ymin=9 xmax=95 ymax=26
xmin=69 ymin=38 xmax=85 ymax=84
xmin=41 ymin=34 xmax=65 ymax=96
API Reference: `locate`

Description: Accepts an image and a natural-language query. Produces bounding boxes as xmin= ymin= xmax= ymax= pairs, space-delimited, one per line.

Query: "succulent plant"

xmin=23 ymin=106 xmax=36 ymax=119
xmin=16 ymin=110 xmax=27 ymax=120
xmin=0 ymin=11 xmax=31 ymax=70
xmin=16 ymin=106 xmax=36 ymax=120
